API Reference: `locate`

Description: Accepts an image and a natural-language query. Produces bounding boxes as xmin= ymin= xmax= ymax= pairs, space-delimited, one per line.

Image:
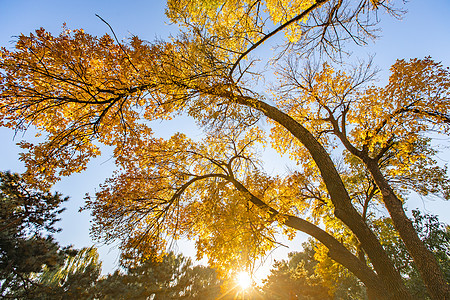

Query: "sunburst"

xmin=237 ymin=271 xmax=252 ymax=289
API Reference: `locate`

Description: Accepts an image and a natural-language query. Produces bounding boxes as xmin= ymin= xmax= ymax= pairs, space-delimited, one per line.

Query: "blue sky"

xmin=1 ymin=0 xmax=450 ymax=277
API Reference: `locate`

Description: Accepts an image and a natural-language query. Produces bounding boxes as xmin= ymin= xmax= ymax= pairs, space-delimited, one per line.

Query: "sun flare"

xmin=237 ymin=271 xmax=252 ymax=289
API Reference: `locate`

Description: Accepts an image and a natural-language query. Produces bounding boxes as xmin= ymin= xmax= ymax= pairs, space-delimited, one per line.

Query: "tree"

xmin=31 ymin=247 xmax=102 ymax=299
xmin=1 ymin=1 xmax=449 ymax=299
xmin=0 ymin=171 xmax=68 ymax=298
xmin=262 ymin=240 xmax=367 ymax=299
xmin=94 ymin=252 xmax=222 ymax=299
xmin=271 ymin=57 xmax=450 ymax=299
xmin=262 ymin=242 xmax=333 ymax=299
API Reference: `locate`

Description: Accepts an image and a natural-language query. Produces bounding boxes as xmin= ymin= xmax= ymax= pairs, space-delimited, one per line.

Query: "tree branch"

xmin=229 ymin=0 xmax=328 ymax=77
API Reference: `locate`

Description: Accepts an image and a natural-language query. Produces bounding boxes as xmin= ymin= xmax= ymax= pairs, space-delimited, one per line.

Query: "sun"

xmin=237 ymin=271 xmax=252 ymax=289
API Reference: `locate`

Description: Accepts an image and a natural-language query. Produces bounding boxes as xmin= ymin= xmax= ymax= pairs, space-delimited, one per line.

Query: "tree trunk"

xmin=365 ymin=158 xmax=450 ymax=300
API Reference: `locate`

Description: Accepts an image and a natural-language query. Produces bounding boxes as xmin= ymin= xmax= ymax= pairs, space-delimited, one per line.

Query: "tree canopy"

xmin=94 ymin=251 xmax=222 ymax=299
xmin=1 ymin=0 xmax=449 ymax=299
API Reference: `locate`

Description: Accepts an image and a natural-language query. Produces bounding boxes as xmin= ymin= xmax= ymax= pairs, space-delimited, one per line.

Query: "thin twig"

xmin=95 ymin=14 xmax=140 ymax=73
xmin=229 ymin=0 xmax=328 ymax=78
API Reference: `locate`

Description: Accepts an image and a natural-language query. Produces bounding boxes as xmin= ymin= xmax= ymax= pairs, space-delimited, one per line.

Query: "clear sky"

xmin=1 ymin=0 xmax=450 ymax=279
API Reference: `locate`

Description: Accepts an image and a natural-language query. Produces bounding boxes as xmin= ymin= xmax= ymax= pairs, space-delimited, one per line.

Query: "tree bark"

xmin=367 ymin=287 xmax=382 ymax=300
